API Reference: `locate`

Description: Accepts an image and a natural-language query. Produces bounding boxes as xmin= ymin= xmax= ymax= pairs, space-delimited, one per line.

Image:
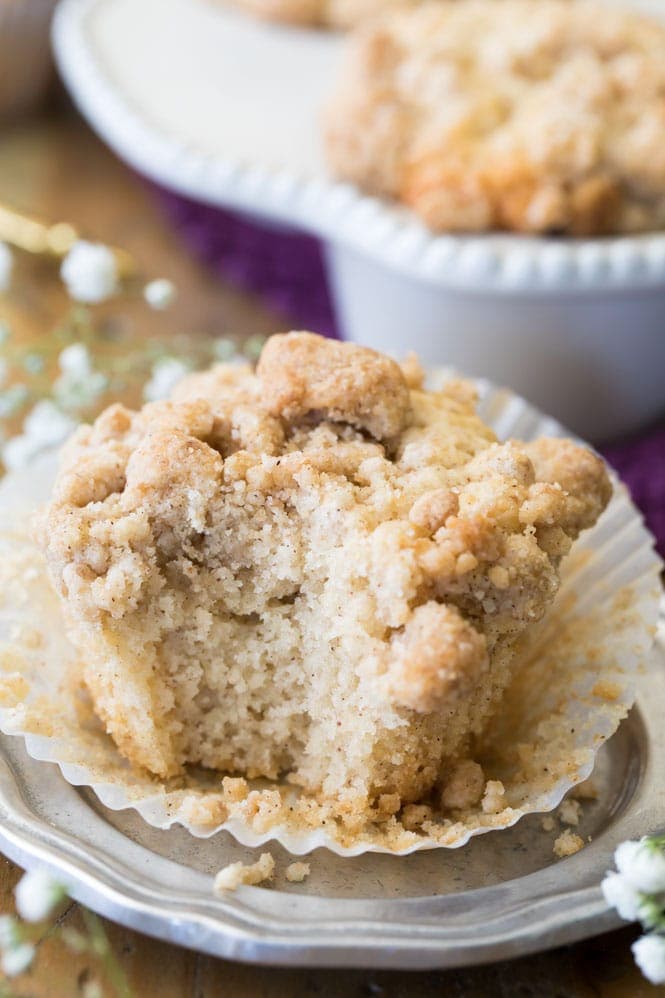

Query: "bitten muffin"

xmin=42 ymin=333 xmax=611 ymax=814
xmin=326 ymin=0 xmax=665 ymax=234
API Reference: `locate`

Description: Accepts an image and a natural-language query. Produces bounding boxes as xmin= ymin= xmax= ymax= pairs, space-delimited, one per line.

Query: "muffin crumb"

xmin=481 ymin=780 xmax=507 ymax=815
xmin=285 ymin=862 xmax=311 ymax=883
xmin=213 ymin=853 xmax=275 ymax=893
xmin=440 ymin=760 xmax=484 ymax=811
xmin=553 ymin=830 xmax=585 ymax=858
xmin=558 ymin=799 xmax=582 ymax=827
xmin=178 ymin=793 xmax=227 ymax=828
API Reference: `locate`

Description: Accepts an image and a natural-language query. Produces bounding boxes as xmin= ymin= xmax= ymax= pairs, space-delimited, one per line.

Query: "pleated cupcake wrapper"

xmin=0 ymin=381 xmax=661 ymax=856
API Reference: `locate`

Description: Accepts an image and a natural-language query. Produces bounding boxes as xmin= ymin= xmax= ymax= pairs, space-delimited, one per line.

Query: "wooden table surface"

xmin=0 ymin=108 xmax=661 ymax=998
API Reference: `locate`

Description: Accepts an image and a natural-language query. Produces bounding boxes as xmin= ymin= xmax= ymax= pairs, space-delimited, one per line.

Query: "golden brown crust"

xmin=326 ymin=0 xmax=665 ymax=235
xmin=42 ymin=331 xmax=612 ymax=810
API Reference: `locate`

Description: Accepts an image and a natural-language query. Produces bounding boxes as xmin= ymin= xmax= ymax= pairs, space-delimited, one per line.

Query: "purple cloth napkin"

xmin=602 ymin=426 xmax=665 ymax=559
xmin=152 ymin=186 xmax=665 ymax=560
xmin=153 ymin=188 xmax=338 ymax=338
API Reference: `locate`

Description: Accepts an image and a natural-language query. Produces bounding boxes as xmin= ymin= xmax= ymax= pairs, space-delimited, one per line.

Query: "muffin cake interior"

xmin=43 ymin=333 xmax=611 ymax=814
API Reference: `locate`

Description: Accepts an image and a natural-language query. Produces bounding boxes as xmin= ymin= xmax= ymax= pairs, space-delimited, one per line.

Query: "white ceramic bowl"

xmin=52 ymin=0 xmax=665 ymax=441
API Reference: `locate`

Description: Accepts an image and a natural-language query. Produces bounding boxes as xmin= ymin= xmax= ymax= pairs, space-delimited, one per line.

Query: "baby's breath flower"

xmin=616 ymin=838 xmax=665 ymax=894
xmin=213 ymin=338 xmax=240 ymax=363
xmin=23 ymin=400 xmax=75 ymax=447
xmin=144 ymin=278 xmax=176 ymax=311
xmin=601 ymin=871 xmax=645 ymax=922
xmin=243 ymin=334 xmax=266 ymax=362
xmin=15 ymin=868 xmax=66 ymax=923
xmin=58 ymin=342 xmax=92 ymax=378
xmin=1 ymin=941 xmax=35 ymax=977
xmin=23 ymin=353 xmax=45 ymax=375
xmin=0 ymin=914 xmax=20 ymax=950
xmin=61 ymin=241 xmax=118 ymax=304
xmin=143 ymin=357 xmax=190 ymax=402
xmin=0 ymin=383 xmax=28 ymax=418
xmin=0 ymin=242 xmax=13 ymax=293
xmin=632 ymin=934 xmax=665 ymax=985
xmin=2 ymin=401 xmax=76 ymax=470
xmin=53 ymin=357 xmax=108 ymax=411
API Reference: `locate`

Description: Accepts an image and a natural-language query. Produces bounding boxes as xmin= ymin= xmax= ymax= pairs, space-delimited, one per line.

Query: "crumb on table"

xmin=285 ymin=862 xmax=311 ymax=883
xmin=553 ymin=830 xmax=584 ymax=858
xmin=213 ymin=852 xmax=275 ymax=894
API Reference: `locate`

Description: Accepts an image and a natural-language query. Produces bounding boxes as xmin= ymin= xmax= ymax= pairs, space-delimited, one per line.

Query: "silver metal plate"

xmin=0 ymin=634 xmax=662 ymax=969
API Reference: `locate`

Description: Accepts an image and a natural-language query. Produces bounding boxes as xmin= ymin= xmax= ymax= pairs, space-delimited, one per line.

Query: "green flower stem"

xmin=639 ymin=894 xmax=665 ymax=932
xmin=79 ymin=908 xmax=133 ymax=998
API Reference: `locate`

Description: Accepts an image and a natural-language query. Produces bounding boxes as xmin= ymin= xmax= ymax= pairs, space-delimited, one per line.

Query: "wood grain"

xmin=0 ymin=109 xmax=661 ymax=997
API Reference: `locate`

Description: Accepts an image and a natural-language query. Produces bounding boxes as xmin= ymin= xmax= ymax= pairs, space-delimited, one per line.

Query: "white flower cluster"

xmin=0 ymin=869 xmax=66 ymax=977
xmin=601 ymin=835 xmax=665 ymax=984
xmin=53 ymin=341 xmax=108 ymax=412
xmin=60 ymin=241 xmax=119 ymax=304
xmin=59 ymin=237 xmax=177 ymax=313
xmin=143 ymin=356 xmax=190 ymax=402
xmin=0 ymin=343 xmax=113 ymax=470
xmin=144 ymin=277 xmax=176 ymax=311
xmin=2 ymin=400 xmax=76 ymax=472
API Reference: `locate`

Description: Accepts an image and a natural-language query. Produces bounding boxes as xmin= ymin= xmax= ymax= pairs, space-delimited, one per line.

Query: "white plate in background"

xmin=52 ymin=0 xmax=665 ymax=440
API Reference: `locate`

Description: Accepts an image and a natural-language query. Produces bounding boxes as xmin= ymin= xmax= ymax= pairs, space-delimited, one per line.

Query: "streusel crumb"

xmin=558 ymin=798 xmax=582 ymax=827
xmin=285 ymin=862 xmax=311 ymax=883
xmin=553 ymin=830 xmax=585 ymax=858
xmin=213 ymin=853 xmax=275 ymax=893
xmin=326 ymin=0 xmax=665 ymax=234
xmin=42 ymin=331 xmax=610 ymax=819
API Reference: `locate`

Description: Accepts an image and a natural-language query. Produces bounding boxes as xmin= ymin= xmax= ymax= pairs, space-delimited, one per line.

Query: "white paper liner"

xmin=0 ymin=383 xmax=661 ymax=856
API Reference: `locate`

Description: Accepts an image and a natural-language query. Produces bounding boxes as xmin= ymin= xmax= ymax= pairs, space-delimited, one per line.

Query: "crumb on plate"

xmin=553 ymin=830 xmax=585 ymax=858
xmin=213 ymin=852 xmax=275 ymax=894
xmin=558 ymin=798 xmax=582 ymax=826
xmin=285 ymin=862 xmax=311 ymax=883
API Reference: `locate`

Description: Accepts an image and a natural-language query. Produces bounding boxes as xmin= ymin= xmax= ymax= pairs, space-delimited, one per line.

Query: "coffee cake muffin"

xmin=42 ymin=333 xmax=610 ymax=814
xmin=326 ymin=0 xmax=665 ymax=234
